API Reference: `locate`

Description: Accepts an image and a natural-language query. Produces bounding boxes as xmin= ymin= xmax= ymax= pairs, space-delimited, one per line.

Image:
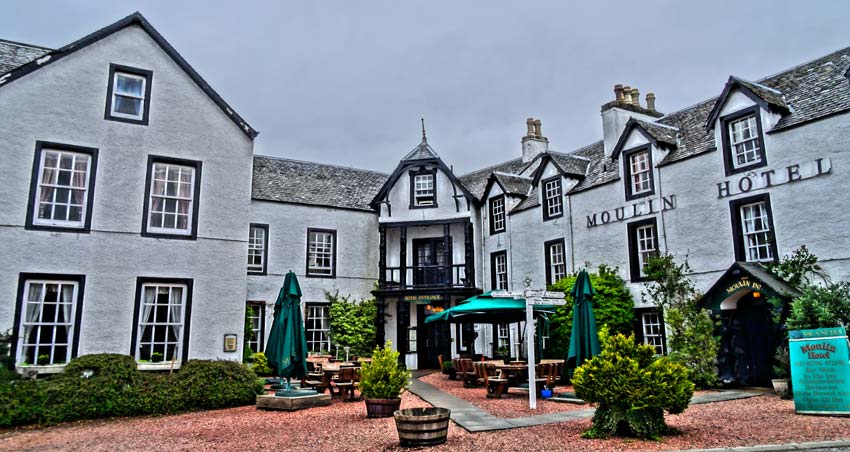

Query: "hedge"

xmin=0 ymin=355 xmax=264 ymax=427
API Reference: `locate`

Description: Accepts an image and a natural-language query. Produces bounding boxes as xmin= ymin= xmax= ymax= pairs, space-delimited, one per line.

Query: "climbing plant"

xmin=326 ymin=291 xmax=377 ymax=358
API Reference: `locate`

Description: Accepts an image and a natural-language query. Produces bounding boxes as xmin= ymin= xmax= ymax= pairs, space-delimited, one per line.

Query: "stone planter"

xmin=364 ymin=398 xmax=401 ymax=418
xmin=394 ymin=407 xmax=451 ymax=447
xmin=772 ymin=378 xmax=790 ymax=398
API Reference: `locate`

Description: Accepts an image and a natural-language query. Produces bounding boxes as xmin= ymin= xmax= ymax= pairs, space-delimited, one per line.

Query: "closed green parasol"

xmin=265 ymin=271 xmax=308 ymax=391
xmin=566 ymin=270 xmax=600 ymax=373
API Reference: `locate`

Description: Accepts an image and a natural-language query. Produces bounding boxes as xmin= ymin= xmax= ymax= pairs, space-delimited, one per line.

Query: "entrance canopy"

xmin=700 ymin=262 xmax=801 ymax=314
xmin=424 ymin=291 xmax=557 ymax=324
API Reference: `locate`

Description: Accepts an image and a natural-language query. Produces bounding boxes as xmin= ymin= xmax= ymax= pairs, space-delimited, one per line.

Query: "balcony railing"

xmin=381 ymin=264 xmax=471 ymax=290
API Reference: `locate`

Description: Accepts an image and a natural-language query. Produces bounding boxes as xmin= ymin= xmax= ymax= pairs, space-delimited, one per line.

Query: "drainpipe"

xmin=566 ymin=192 xmax=576 ymax=273
xmin=656 ymin=163 xmax=669 ymax=252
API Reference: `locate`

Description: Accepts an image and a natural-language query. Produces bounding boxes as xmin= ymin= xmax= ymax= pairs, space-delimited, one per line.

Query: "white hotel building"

xmin=1 ymin=13 xmax=848 ymax=385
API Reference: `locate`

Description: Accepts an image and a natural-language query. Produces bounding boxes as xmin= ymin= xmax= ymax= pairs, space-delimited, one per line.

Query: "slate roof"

xmin=549 ymin=151 xmax=591 ymax=176
xmin=511 ymin=186 xmax=540 ymax=213
xmin=734 ymin=77 xmax=789 ymax=109
xmin=252 ymin=155 xmax=388 ymax=211
xmin=402 ymin=139 xmax=441 ymax=161
xmin=565 ymin=141 xmax=618 ymax=193
xmin=491 ymin=172 xmax=532 ymax=196
xmin=0 ymin=39 xmax=50 ymax=74
xmin=633 ymin=119 xmax=679 ymax=148
xmin=458 ymin=157 xmax=530 ymax=200
xmin=656 ymin=99 xmax=718 ymax=165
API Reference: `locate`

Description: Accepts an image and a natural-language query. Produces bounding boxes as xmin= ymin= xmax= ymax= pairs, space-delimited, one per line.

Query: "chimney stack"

xmin=601 ymin=83 xmax=664 ymax=158
xmin=522 ymin=117 xmax=549 ymax=162
xmin=631 ymin=88 xmax=640 ymax=107
xmin=646 ymin=92 xmax=656 ymax=112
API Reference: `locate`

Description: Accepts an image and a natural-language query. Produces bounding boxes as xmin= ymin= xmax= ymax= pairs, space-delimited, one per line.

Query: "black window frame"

xmin=633 ymin=307 xmax=667 ymax=355
xmin=141 ymin=155 xmax=202 ymax=240
xmin=488 ymin=194 xmax=506 ymax=235
xmin=306 ymin=228 xmax=337 ymax=278
xmin=247 ymin=223 xmax=269 ymax=275
xmin=729 ymin=193 xmax=778 ymax=263
xmin=544 ymin=238 xmax=567 ymax=286
xmin=622 ymin=145 xmax=655 ymax=201
xmin=246 ymin=301 xmax=265 ymax=354
xmin=627 ymin=217 xmax=659 ymax=282
xmin=409 ymin=167 xmax=438 ymax=209
xmin=130 ymin=277 xmax=193 ymax=364
xmin=490 ymin=250 xmax=508 ymax=291
xmin=720 ymin=106 xmax=767 ymax=176
xmin=104 ymin=63 xmax=154 ymax=126
xmin=541 ymin=176 xmax=563 ymax=221
xmin=25 ymin=141 xmax=99 ymax=234
xmin=12 ymin=273 xmax=86 ymax=366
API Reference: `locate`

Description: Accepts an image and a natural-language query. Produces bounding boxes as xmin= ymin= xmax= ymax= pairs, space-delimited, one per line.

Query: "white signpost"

xmin=492 ymin=278 xmax=565 ymax=409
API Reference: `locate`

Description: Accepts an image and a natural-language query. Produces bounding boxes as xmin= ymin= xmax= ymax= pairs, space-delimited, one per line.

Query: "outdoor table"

xmin=495 ymin=364 xmax=527 ymax=386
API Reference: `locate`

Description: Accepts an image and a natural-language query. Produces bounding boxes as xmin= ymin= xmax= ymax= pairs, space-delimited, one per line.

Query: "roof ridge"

xmin=0 ymin=38 xmax=52 ymax=51
xmin=459 ymin=156 xmax=523 ymax=177
xmin=549 ymin=150 xmax=592 ymax=161
xmin=756 ymin=44 xmax=850 ymax=84
xmin=254 ymin=154 xmax=389 ymax=176
xmin=635 ymin=119 xmax=680 ymax=131
xmin=493 ymin=171 xmax=531 ymax=179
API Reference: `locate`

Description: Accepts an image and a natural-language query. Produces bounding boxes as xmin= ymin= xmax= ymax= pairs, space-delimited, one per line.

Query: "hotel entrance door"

xmin=417 ymin=303 xmax=450 ymax=369
xmin=718 ymin=294 xmax=777 ymax=386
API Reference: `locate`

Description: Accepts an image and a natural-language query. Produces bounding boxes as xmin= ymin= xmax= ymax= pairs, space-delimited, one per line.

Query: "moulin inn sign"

xmin=789 ymin=327 xmax=850 ymax=416
xmin=586 ymin=157 xmax=832 ymax=228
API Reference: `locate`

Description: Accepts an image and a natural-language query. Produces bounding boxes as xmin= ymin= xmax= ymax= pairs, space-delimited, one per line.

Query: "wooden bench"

xmin=478 ymin=363 xmax=510 ymax=398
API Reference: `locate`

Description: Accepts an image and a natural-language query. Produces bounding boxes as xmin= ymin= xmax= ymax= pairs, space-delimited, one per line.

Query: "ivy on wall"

xmin=326 ymin=291 xmax=377 ymax=358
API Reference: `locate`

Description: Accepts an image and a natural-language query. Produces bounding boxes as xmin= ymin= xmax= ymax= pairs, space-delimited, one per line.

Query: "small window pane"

xmin=33 ymin=149 xmax=91 ymax=228
xmin=147 ymin=162 xmax=195 ymax=235
xmin=307 ymin=230 xmax=335 ymax=276
xmin=544 ymin=179 xmax=562 ymax=218
xmin=17 ymin=280 xmax=79 ymax=366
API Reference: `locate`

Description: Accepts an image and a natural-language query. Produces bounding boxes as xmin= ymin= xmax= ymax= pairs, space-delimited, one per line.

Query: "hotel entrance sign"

xmin=788 ymin=326 xmax=850 ymax=416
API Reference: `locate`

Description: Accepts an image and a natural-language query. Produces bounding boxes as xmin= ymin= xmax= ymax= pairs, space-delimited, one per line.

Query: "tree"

xmin=326 ymin=291 xmax=377 ymax=358
xmin=643 ymin=253 xmax=719 ymax=388
xmin=546 ymin=264 xmax=635 ymax=359
xmin=785 ymin=282 xmax=850 ymax=331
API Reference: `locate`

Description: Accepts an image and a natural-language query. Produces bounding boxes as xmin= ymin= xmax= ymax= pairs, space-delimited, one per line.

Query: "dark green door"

xmin=417 ymin=303 xmax=450 ymax=369
xmin=718 ymin=294 xmax=775 ymax=386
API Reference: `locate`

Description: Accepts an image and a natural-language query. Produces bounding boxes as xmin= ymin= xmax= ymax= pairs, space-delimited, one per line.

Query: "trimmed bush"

xmin=174 ymin=360 xmax=263 ymax=410
xmin=251 ymin=352 xmax=273 ymax=376
xmin=358 ymin=341 xmax=410 ymax=399
xmin=573 ymin=331 xmax=694 ymax=440
xmin=61 ymin=353 xmax=139 ymax=383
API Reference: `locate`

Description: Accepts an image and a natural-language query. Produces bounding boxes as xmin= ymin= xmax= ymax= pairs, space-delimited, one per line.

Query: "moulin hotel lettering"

xmin=586 ymin=195 xmax=676 ymax=228
xmin=717 ymin=158 xmax=832 ymax=199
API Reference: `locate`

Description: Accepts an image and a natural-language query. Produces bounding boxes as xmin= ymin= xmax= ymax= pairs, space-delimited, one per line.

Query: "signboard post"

xmin=788 ymin=326 xmax=850 ymax=416
xmin=492 ymin=278 xmax=564 ymax=409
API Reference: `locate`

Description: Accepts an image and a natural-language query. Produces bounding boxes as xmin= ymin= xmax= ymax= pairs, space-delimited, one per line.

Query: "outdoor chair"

xmin=335 ymin=367 xmax=357 ymax=401
xmin=533 ymin=364 xmax=549 ymax=396
xmin=482 ymin=363 xmax=510 ymax=398
xmin=458 ymin=359 xmax=478 ymax=388
xmin=301 ymin=370 xmax=331 ymax=394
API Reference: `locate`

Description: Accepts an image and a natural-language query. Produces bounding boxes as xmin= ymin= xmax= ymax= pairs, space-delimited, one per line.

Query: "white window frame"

xmin=413 ymin=173 xmax=435 ymax=206
xmin=728 ymin=114 xmax=762 ymax=169
xmin=17 ymin=280 xmax=79 ymax=366
xmin=305 ymin=304 xmax=330 ymax=353
xmin=497 ymin=323 xmax=511 ymax=350
xmin=642 ymin=312 xmax=665 ymax=355
xmin=32 ymin=149 xmax=92 ymax=228
xmin=146 ymin=162 xmax=195 ymax=236
xmin=547 ymin=241 xmax=566 ymax=284
xmin=246 ymin=302 xmax=264 ymax=354
xmin=543 ymin=178 xmax=563 ymax=218
xmin=247 ymin=226 xmax=266 ymax=273
xmin=490 ymin=196 xmax=505 ymax=233
xmin=740 ymin=201 xmax=774 ymax=262
xmin=136 ymin=283 xmax=187 ymax=363
xmin=629 ymin=150 xmax=652 ymax=195
xmin=494 ymin=253 xmax=508 ymax=291
xmin=636 ymin=224 xmax=657 ymax=274
xmin=110 ymin=71 xmax=147 ymax=121
xmin=307 ymin=229 xmax=335 ymax=276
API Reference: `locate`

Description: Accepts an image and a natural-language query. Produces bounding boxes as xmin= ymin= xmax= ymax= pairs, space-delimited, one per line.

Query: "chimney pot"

xmin=646 ymin=92 xmax=656 ymax=112
xmin=533 ymin=119 xmax=542 ymax=138
xmin=622 ymin=86 xmax=632 ymax=104
xmin=614 ymin=84 xmax=624 ymax=102
xmin=632 ymin=88 xmax=640 ymax=107
xmin=526 ymin=118 xmax=534 ymax=137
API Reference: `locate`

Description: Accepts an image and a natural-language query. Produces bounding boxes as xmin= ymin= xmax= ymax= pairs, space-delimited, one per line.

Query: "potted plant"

xmin=772 ymin=346 xmax=792 ymax=399
xmin=359 ymin=341 xmax=410 ymax=418
xmin=151 ymin=352 xmax=164 ymax=363
xmin=441 ymin=359 xmax=457 ymax=380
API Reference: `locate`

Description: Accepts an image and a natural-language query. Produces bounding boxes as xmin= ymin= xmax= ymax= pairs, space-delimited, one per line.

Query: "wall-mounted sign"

xmin=586 ymin=195 xmax=676 ymax=228
xmin=725 ymin=277 xmax=763 ymax=295
xmin=223 ymin=334 xmax=238 ymax=352
xmin=789 ymin=326 xmax=850 ymax=416
xmin=404 ymin=294 xmax=443 ymax=304
xmin=717 ymin=158 xmax=832 ymax=199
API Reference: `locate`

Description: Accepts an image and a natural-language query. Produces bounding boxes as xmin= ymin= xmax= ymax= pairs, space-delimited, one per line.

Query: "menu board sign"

xmin=788 ymin=327 xmax=850 ymax=415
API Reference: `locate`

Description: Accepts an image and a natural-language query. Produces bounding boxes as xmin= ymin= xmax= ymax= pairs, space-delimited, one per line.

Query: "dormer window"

xmin=489 ymin=195 xmax=506 ymax=234
xmin=623 ymin=146 xmax=654 ymax=200
xmin=105 ymin=64 xmax=153 ymax=125
xmin=409 ymin=168 xmax=437 ymax=208
xmin=542 ymin=176 xmax=563 ymax=221
xmin=720 ymin=107 xmax=766 ymax=175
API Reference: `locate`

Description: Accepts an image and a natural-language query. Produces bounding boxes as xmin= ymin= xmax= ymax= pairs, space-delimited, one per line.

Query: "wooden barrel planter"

xmin=394 ymin=407 xmax=451 ymax=447
xmin=364 ymin=398 xmax=401 ymax=418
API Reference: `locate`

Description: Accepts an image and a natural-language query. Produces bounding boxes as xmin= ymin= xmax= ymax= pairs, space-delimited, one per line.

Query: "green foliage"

xmin=573 ymin=331 xmax=694 ymax=440
xmin=547 ymin=264 xmax=635 ymax=359
xmin=327 ymin=291 xmax=378 ymax=357
xmin=786 ymin=282 xmax=850 ymax=331
xmin=243 ymin=305 xmax=256 ymax=363
xmin=251 ymin=352 xmax=273 ymax=376
xmin=643 ymin=253 xmax=719 ymax=388
xmin=0 ymin=354 xmax=263 ymax=427
xmin=358 ymin=341 xmax=410 ymax=399
xmin=0 ymin=329 xmax=19 ymax=383
xmin=442 ymin=360 xmax=453 ymax=370
xmin=767 ymin=245 xmax=828 ymax=290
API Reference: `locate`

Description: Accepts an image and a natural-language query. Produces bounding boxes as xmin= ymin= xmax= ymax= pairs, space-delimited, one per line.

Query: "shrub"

xmin=547 ymin=264 xmax=635 ymax=359
xmin=327 ymin=291 xmax=378 ymax=357
xmin=358 ymin=341 xmax=410 ymax=399
xmin=786 ymin=282 xmax=850 ymax=331
xmin=61 ymin=353 xmax=139 ymax=384
xmin=573 ymin=330 xmax=694 ymax=440
xmin=174 ymin=360 xmax=263 ymax=410
xmin=243 ymin=305 xmax=256 ymax=363
xmin=251 ymin=352 xmax=273 ymax=376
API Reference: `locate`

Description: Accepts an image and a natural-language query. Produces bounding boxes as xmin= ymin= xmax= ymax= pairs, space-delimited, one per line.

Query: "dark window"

xmin=409 ymin=168 xmax=437 ymax=208
xmin=248 ymin=224 xmax=269 ymax=275
xmin=105 ymin=64 xmax=153 ymax=125
xmin=246 ymin=301 xmax=265 ymax=353
xmin=13 ymin=273 xmax=86 ymax=366
xmin=490 ymin=250 xmax=508 ymax=291
xmin=623 ymin=145 xmax=654 ymax=201
xmin=305 ymin=303 xmax=330 ymax=353
xmin=489 ymin=195 xmax=506 ymax=234
xmin=544 ymin=238 xmax=567 ymax=286
xmin=541 ymin=176 xmax=563 ymax=221
xmin=633 ymin=308 xmax=666 ymax=355
xmin=306 ymin=228 xmax=337 ymax=277
xmin=25 ymin=141 xmax=98 ymax=233
xmin=413 ymin=237 xmax=452 ymax=286
xmin=130 ymin=277 xmax=193 ymax=363
xmin=720 ymin=106 xmax=767 ymax=176
xmin=730 ymin=193 xmax=777 ymax=263
xmin=141 ymin=155 xmax=202 ymax=240
xmin=628 ymin=217 xmax=659 ymax=282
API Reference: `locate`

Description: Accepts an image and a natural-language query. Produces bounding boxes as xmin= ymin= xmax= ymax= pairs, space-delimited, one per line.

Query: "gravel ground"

xmin=0 ymin=391 xmax=848 ymax=451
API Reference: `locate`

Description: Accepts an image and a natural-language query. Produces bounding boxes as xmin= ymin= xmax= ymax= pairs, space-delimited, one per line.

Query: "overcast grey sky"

xmin=3 ymin=1 xmax=850 ymax=174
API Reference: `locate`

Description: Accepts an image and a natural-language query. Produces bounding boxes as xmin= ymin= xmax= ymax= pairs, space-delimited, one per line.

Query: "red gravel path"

xmin=0 ymin=392 xmax=848 ymax=451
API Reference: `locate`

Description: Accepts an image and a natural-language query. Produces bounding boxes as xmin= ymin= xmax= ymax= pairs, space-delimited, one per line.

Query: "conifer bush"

xmin=572 ymin=330 xmax=694 ymax=440
xmin=358 ymin=341 xmax=410 ymax=399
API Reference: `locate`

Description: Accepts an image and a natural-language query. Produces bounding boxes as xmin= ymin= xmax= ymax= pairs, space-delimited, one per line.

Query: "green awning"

xmin=424 ymin=291 xmax=557 ymax=324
